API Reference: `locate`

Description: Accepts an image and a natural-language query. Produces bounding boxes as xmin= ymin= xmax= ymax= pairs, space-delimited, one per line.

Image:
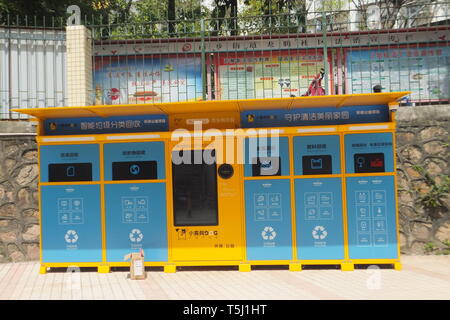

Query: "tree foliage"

xmin=0 ymin=0 xmax=439 ymax=35
xmin=0 ymin=0 xmax=124 ymax=26
xmin=240 ymin=0 xmax=308 ymax=34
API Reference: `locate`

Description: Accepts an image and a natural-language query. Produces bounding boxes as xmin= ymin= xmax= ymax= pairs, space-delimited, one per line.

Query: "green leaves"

xmin=411 ymin=165 xmax=449 ymax=210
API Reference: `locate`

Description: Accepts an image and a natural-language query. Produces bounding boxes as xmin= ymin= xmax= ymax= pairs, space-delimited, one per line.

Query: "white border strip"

xmin=173 ymin=129 xmax=285 ymax=138
xmin=42 ymin=136 xmax=95 ymax=142
xmin=106 ymin=134 xmax=161 ymax=140
xmin=297 ymin=127 xmax=336 ymax=133
xmin=348 ymin=124 xmax=389 ymax=131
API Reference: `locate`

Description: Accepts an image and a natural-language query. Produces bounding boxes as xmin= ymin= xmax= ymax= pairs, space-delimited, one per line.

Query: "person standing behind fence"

xmin=302 ymin=68 xmax=325 ymax=96
xmin=373 ymin=85 xmax=382 ymax=93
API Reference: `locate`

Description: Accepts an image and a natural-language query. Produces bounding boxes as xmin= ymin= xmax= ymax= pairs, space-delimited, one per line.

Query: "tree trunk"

xmin=168 ymin=0 xmax=176 ymax=36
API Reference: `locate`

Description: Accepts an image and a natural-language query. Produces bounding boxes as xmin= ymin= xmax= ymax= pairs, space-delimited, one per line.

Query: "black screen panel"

xmin=112 ymin=161 xmax=157 ymax=180
xmin=172 ymin=150 xmax=218 ymax=226
xmin=251 ymin=157 xmax=281 ymax=176
xmin=354 ymin=153 xmax=385 ymax=173
xmin=48 ymin=163 xmax=92 ymax=182
xmin=302 ymin=155 xmax=332 ymax=175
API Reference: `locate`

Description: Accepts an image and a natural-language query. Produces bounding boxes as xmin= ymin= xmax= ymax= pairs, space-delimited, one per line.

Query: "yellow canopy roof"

xmin=13 ymin=92 xmax=409 ymax=120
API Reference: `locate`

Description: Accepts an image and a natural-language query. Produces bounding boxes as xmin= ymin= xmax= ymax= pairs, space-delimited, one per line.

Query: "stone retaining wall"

xmin=0 ymin=133 xmax=39 ymax=263
xmin=396 ymin=105 xmax=450 ymax=255
xmin=0 ymin=106 xmax=449 ymax=262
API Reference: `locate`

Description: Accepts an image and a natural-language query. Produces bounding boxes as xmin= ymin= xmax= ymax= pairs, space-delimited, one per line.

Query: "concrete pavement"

xmin=0 ymin=255 xmax=449 ymax=300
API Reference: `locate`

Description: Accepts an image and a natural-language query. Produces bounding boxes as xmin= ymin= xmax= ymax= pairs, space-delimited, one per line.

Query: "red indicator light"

xmin=370 ymin=158 xmax=384 ymax=167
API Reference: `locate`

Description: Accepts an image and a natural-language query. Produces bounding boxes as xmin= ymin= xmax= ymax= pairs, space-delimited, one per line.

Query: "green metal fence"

xmin=1 ymin=1 xmax=450 ymax=118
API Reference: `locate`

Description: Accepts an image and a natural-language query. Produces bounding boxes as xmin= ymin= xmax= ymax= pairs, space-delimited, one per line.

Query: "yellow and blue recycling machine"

xmin=14 ymin=92 xmax=408 ymax=273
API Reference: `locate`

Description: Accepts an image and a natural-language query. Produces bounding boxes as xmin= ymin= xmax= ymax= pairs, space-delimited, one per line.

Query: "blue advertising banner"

xmin=241 ymin=105 xmax=389 ymax=128
xmin=293 ymin=135 xmax=341 ymax=175
xmin=294 ymin=178 xmax=344 ymax=260
xmin=244 ymin=179 xmax=292 ymax=260
xmin=104 ymin=183 xmax=168 ymax=262
xmin=41 ymin=184 xmax=102 ymax=263
xmin=93 ymin=55 xmax=203 ymax=105
xmin=346 ymin=175 xmax=398 ymax=259
xmin=43 ymin=114 xmax=169 ymax=135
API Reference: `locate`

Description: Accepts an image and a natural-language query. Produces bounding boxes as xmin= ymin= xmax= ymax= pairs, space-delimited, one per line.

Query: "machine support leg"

xmin=164 ymin=264 xmax=176 ymax=273
xmin=239 ymin=263 xmax=251 ymax=272
xmin=289 ymin=263 xmax=302 ymax=271
xmin=98 ymin=265 xmax=110 ymax=273
xmin=394 ymin=262 xmax=402 ymax=271
xmin=341 ymin=262 xmax=354 ymax=271
xmin=39 ymin=266 xmax=47 ymax=274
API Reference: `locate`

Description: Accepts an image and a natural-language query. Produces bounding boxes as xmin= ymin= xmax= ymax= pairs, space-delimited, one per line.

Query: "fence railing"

xmin=1 ymin=1 xmax=450 ymax=119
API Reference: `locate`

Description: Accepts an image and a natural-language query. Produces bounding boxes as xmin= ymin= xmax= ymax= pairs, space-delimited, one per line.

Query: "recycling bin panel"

xmin=294 ymin=178 xmax=344 ymax=260
xmin=293 ymin=135 xmax=341 ymax=175
xmin=346 ymin=175 xmax=398 ymax=259
xmin=40 ymin=184 xmax=102 ymax=262
xmin=104 ymin=183 xmax=168 ymax=262
xmin=244 ymin=179 xmax=292 ymax=260
xmin=40 ymin=144 xmax=100 ymax=182
xmin=344 ymin=132 xmax=394 ymax=174
xmin=103 ymin=141 xmax=165 ymax=181
xmin=244 ymin=136 xmax=290 ymax=177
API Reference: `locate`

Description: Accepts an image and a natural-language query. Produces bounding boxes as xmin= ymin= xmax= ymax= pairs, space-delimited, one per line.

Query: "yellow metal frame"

xmin=18 ymin=93 xmax=407 ymax=273
xmin=14 ymin=92 xmax=410 ymax=120
xmin=167 ymin=137 xmax=245 ymax=263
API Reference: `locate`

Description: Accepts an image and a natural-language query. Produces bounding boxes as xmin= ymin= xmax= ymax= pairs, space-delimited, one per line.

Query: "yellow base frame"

xmin=40 ymin=262 xmax=173 ymax=273
xmin=351 ymin=259 xmax=401 ymax=265
xmin=39 ymin=258 xmax=401 ymax=274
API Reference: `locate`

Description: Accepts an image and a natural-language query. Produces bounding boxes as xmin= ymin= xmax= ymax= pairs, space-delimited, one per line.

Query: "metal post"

xmin=321 ymin=7 xmax=329 ymax=95
xmin=200 ymin=19 xmax=207 ymax=100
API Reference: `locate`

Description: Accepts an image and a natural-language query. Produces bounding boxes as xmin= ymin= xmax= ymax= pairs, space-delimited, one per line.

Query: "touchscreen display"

xmin=112 ymin=161 xmax=158 ymax=180
xmin=302 ymin=155 xmax=332 ymax=175
xmin=354 ymin=153 xmax=385 ymax=173
xmin=48 ymin=163 xmax=92 ymax=182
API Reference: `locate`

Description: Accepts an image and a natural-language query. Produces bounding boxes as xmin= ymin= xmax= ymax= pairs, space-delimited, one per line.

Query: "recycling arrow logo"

xmin=129 ymin=228 xmax=144 ymax=243
xmin=130 ymin=164 xmax=140 ymax=175
xmin=312 ymin=226 xmax=328 ymax=240
xmin=261 ymin=226 xmax=277 ymax=241
xmin=65 ymin=230 xmax=79 ymax=244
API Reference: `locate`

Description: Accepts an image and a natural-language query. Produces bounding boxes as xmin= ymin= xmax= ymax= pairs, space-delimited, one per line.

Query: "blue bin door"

xmin=346 ymin=175 xmax=399 ymax=259
xmin=104 ymin=183 xmax=168 ymax=262
xmin=41 ymin=185 xmax=102 ymax=263
xmin=295 ymin=178 xmax=345 ymax=260
xmin=244 ymin=179 xmax=292 ymax=261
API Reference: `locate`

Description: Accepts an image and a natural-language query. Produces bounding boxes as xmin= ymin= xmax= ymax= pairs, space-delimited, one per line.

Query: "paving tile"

xmin=0 ymin=263 xmax=22 ymax=300
xmin=1 ymin=256 xmax=450 ymax=300
xmin=10 ymin=263 xmax=35 ymax=300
